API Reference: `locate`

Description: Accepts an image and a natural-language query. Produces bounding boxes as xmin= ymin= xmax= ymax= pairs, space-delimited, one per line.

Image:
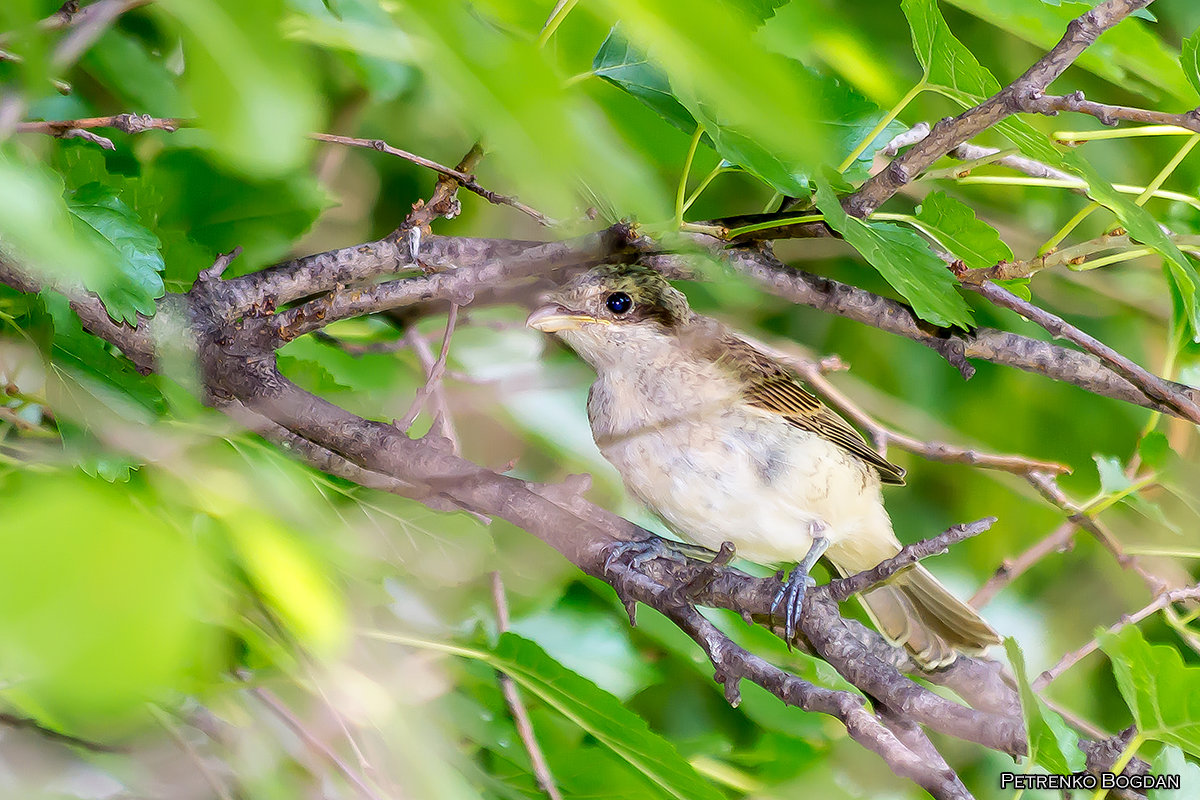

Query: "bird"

xmin=526 ymin=264 xmax=1000 ymax=668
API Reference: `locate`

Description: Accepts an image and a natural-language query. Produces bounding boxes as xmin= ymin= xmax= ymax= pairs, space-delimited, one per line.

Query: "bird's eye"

xmin=605 ymin=291 xmax=633 ymax=315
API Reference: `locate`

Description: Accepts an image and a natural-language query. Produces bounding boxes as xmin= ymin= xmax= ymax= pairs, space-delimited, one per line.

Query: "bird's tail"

xmin=857 ymin=565 xmax=1000 ymax=669
xmin=827 ymin=535 xmax=1000 ymax=669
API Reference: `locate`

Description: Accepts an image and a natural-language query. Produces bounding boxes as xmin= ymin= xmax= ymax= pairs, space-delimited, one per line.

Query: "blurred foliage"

xmin=2 ymin=0 xmax=1200 ymax=798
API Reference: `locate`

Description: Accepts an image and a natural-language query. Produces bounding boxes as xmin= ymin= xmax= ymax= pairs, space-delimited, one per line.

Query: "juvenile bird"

xmin=527 ymin=264 xmax=999 ymax=668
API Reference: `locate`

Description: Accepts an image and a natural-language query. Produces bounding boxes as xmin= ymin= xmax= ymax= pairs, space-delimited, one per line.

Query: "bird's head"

xmin=526 ymin=265 xmax=694 ymax=367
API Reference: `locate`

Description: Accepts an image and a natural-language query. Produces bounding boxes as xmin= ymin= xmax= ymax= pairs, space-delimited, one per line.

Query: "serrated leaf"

xmin=40 ymin=292 xmax=163 ymax=415
xmin=593 ymin=29 xmax=902 ymax=194
xmin=815 ymin=177 xmax=974 ymax=328
xmin=943 ymin=0 xmax=1194 ymax=103
xmin=916 ymin=191 xmax=1013 ymax=270
xmin=492 ymin=632 xmax=724 ymax=800
xmin=902 ymin=0 xmax=1064 ymax=165
xmin=1101 ymin=625 xmax=1200 ymax=757
xmin=1005 ymin=638 xmax=1086 ymax=773
xmin=67 ymin=182 xmax=165 ymax=324
xmin=1061 ymin=151 xmax=1200 ymax=341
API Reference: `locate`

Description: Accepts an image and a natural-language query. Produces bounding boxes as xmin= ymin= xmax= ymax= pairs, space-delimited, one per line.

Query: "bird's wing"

xmin=716 ymin=335 xmax=907 ymax=485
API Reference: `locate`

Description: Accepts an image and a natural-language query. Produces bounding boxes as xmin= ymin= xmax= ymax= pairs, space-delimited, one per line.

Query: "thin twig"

xmin=846 ymin=0 xmax=1156 ymax=217
xmin=490 ymin=573 xmax=565 ymax=800
xmin=1033 ymin=583 xmax=1200 ymax=690
xmin=403 ymin=143 xmax=483 ymax=232
xmin=787 ymin=356 xmax=1071 ymax=477
xmin=1022 ymin=89 xmax=1200 ymax=134
xmin=309 ymin=133 xmax=553 ymax=226
xmin=15 ymin=114 xmax=182 ymax=137
xmin=825 ymin=518 xmax=997 ymax=602
xmin=13 ymin=116 xmax=551 ymax=226
xmin=148 ymin=704 xmax=235 ymax=800
xmin=0 ymin=711 xmax=121 ymax=752
xmin=397 ymin=304 xmax=459 ymax=451
xmin=245 ymin=680 xmax=388 ymax=800
xmin=1024 ymin=471 xmax=1163 ymax=591
xmin=965 ymin=280 xmax=1200 ymax=424
xmin=971 ymin=521 xmax=1076 ymax=608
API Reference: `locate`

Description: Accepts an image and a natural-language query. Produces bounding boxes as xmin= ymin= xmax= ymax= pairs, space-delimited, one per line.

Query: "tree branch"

xmin=845 ymin=0 xmax=1154 ymax=218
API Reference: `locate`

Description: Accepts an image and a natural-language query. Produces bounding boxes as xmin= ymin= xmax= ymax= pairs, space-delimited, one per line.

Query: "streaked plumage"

xmin=528 ymin=265 xmax=999 ymax=668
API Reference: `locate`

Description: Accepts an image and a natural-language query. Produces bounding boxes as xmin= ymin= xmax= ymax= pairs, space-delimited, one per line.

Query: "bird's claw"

xmin=771 ymin=568 xmax=817 ymax=644
xmin=603 ymin=536 xmax=691 ymax=575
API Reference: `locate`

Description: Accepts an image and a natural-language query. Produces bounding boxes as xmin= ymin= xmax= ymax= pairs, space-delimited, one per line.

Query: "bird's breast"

xmin=588 ymin=371 xmax=879 ymax=564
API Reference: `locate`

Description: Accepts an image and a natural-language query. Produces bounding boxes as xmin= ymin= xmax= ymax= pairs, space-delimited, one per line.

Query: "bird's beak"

xmin=525 ymin=305 xmax=606 ymax=332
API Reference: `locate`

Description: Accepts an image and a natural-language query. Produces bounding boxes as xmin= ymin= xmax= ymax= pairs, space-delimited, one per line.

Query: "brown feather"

xmin=710 ymin=334 xmax=907 ymax=485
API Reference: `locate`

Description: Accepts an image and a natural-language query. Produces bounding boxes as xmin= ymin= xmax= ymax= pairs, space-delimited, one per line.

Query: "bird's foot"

xmin=771 ymin=567 xmax=817 ymax=643
xmin=603 ymin=536 xmax=706 ymax=576
xmin=771 ymin=525 xmax=831 ymax=644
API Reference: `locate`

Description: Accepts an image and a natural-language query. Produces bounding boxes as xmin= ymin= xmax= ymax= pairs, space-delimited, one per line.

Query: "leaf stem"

xmin=838 ymin=80 xmax=925 ymax=173
xmin=1122 ymin=546 xmax=1200 ymax=558
xmin=680 ymin=164 xmax=728 ymax=214
xmin=1088 ymin=733 xmax=1144 ymax=800
xmin=361 ymin=629 xmax=492 ymax=661
xmin=1055 ymin=125 xmax=1193 ymax=142
xmin=675 ymin=125 xmax=705 ymax=228
xmin=1041 ymin=202 xmax=1099 ymax=256
xmin=1134 ymin=134 xmax=1200 ymax=209
xmin=536 ymin=0 xmax=580 ymax=47
xmin=952 ymin=176 xmax=1200 ymax=210
xmin=724 ymin=214 xmax=823 ymax=238
xmin=1071 ymin=247 xmax=1156 ymax=271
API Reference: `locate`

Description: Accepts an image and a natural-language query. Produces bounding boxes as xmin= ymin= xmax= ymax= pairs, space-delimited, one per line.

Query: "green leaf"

xmin=148 ymin=150 xmax=328 ymax=279
xmin=492 ymin=632 xmax=724 ymax=800
xmin=1061 ymin=150 xmax=1200 ymax=341
xmin=593 ymin=29 xmax=698 ymax=135
xmin=916 ymin=191 xmax=1013 ymax=270
xmin=41 ymin=291 xmax=164 ymax=415
xmin=1094 ymin=454 xmax=1132 ymax=494
xmin=156 ymin=0 xmax=321 ymax=177
xmin=1004 ymin=638 xmax=1086 ymax=773
xmin=0 ymin=153 xmax=108 ymax=292
xmin=593 ymin=29 xmax=902 ymax=194
xmin=942 ymin=0 xmax=1196 ymax=104
xmin=902 ymin=0 xmax=1064 ymax=165
xmin=1151 ymin=746 xmax=1200 ymax=799
xmin=0 ymin=471 xmax=223 ymax=736
xmin=903 ymin=0 xmax=994 ymax=100
xmin=995 ymin=278 xmax=1032 ymax=301
xmin=815 ymin=177 xmax=974 ymax=328
xmin=225 ymin=510 xmax=347 ymax=656
xmin=82 ymin=30 xmax=190 ymax=117
xmin=1101 ymin=625 xmax=1200 ymax=757
xmin=1139 ymin=431 xmax=1171 ymax=470
xmin=1185 ymin=27 xmax=1200 ymax=98
xmin=398 ymin=0 xmax=667 ymax=220
xmin=66 ymin=182 xmax=165 ymax=324
xmin=1092 ymin=454 xmax=1178 ymax=533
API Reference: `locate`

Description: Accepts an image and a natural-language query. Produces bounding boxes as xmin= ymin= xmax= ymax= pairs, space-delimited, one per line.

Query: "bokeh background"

xmin=1 ymin=0 xmax=1199 ymax=797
